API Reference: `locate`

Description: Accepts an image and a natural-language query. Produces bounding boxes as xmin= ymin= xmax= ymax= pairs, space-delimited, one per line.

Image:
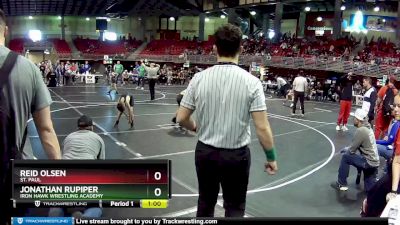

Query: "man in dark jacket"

xmin=336 ymin=72 xmax=354 ymax=131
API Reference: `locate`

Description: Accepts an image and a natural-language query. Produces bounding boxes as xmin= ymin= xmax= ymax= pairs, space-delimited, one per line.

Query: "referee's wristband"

xmin=265 ymin=148 xmax=277 ymax=162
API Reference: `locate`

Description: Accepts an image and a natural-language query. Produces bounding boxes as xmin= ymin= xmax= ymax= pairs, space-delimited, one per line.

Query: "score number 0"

xmin=154 ymin=172 xmax=162 ymax=196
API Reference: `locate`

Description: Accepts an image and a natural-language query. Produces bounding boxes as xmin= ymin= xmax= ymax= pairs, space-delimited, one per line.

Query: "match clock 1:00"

xmin=141 ymin=199 xmax=168 ymax=208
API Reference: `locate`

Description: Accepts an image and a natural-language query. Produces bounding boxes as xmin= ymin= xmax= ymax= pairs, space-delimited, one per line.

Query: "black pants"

xmin=195 ymin=141 xmax=250 ymax=217
xmin=279 ymin=84 xmax=289 ymax=97
xmin=176 ymin=94 xmax=183 ymax=106
xmin=137 ymin=77 xmax=144 ymax=87
xmin=149 ymin=79 xmax=156 ymax=100
xmin=293 ymin=91 xmax=305 ymax=114
xmin=368 ymin=117 xmax=374 ymax=128
xmin=364 ymin=173 xmax=393 ymax=217
xmin=65 ymin=76 xmax=70 ymax=86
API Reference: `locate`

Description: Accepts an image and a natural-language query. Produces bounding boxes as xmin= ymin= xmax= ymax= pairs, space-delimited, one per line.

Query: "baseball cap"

xmin=354 ymin=109 xmax=368 ymax=121
xmin=77 ymin=115 xmax=93 ymax=127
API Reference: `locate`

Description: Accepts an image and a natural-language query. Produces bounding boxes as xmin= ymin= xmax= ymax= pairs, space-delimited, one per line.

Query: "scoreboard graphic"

xmin=11 ymin=160 xmax=171 ymax=208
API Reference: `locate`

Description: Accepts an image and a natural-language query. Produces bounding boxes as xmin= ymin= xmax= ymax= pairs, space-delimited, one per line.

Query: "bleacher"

xmin=8 ymin=38 xmax=24 ymax=54
xmin=50 ymin=39 xmax=72 ymax=58
xmin=73 ymin=38 xmax=142 ymax=58
xmin=140 ymin=39 xmax=213 ymax=55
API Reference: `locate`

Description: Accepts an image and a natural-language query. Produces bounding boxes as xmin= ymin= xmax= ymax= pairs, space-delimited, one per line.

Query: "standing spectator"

xmin=362 ymin=77 xmax=377 ymax=126
xmin=331 ymin=109 xmax=379 ymax=192
xmin=0 ymin=9 xmax=61 ymax=224
xmin=136 ymin=61 xmax=145 ymax=90
xmin=143 ymin=62 xmax=160 ymax=100
xmin=113 ymin=61 xmax=124 ymax=84
xmin=374 ymin=76 xmax=398 ymax=139
xmin=83 ymin=60 xmax=91 ymax=74
xmin=55 ymin=62 xmax=65 ymax=86
xmin=354 ymin=80 xmax=363 ymax=95
xmin=336 ymin=73 xmax=354 ymax=131
xmin=39 ymin=62 xmax=46 ymax=79
xmin=69 ymin=62 xmax=78 ymax=85
xmin=176 ymin=24 xmax=277 ymax=217
xmin=292 ymin=71 xmax=308 ymax=117
xmin=64 ymin=61 xmax=71 ymax=85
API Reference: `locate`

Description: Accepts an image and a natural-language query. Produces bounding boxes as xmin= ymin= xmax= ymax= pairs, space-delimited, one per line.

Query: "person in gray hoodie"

xmin=332 ymin=108 xmax=380 ymax=192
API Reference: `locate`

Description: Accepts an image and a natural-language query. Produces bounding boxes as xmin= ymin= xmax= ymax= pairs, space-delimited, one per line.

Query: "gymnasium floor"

xmin=26 ymin=82 xmax=376 ymax=217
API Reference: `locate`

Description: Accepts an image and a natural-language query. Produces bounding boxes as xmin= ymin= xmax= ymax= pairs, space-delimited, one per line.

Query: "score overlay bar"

xmin=11 ymin=160 xmax=171 ymax=208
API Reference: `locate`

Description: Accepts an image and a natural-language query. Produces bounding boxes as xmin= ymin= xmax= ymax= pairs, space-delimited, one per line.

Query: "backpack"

xmin=382 ymin=87 xmax=395 ymax=117
xmin=0 ymin=51 xmax=21 ymax=224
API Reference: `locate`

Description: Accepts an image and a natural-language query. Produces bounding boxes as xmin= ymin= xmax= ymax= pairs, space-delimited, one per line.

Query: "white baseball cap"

xmin=354 ymin=109 xmax=368 ymax=121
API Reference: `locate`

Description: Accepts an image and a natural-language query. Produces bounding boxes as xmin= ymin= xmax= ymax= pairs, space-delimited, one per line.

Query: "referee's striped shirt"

xmin=180 ymin=64 xmax=267 ymax=149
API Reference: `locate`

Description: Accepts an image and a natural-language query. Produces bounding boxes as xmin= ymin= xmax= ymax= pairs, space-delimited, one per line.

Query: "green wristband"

xmin=265 ymin=148 xmax=277 ymax=162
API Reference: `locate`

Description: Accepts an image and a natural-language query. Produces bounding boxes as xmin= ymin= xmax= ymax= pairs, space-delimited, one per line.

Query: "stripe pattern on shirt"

xmin=180 ymin=64 xmax=267 ymax=149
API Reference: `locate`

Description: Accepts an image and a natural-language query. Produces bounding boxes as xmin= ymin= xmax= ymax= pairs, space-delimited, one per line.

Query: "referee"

xmin=143 ymin=61 xmax=160 ymax=100
xmin=177 ymin=24 xmax=278 ymax=217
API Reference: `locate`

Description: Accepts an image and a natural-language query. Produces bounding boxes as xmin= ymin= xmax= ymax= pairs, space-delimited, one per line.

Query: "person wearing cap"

xmin=374 ymin=75 xmax=398 ymax=139
xmin=50 ymin=115 xmax=104 ymax=218
xmin=336 ymin=73 xmax=354 ymax=131
xmin=62 ymin=115 xmax=105 ymax=160
xmin=331 ymin=108 xmax=379 ymax=192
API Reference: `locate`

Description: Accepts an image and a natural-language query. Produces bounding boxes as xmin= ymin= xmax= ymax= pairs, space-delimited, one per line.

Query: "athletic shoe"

xmin=342 ymin=125 xmax=348 ymax=132
xmin=291 ymin=113 xmax=296 ymax=116
xmin=300 ymin=114 xmax=305 ymax=117
xmin=135 ymin=87 xmax=139 ymax=89
xmin=141 ymin=87 xmax=144 ymax=90
xmin=330 ymin=182 xmax=348 ymax=191
xmin=336 ymin=125 xmax=341 ymax=131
